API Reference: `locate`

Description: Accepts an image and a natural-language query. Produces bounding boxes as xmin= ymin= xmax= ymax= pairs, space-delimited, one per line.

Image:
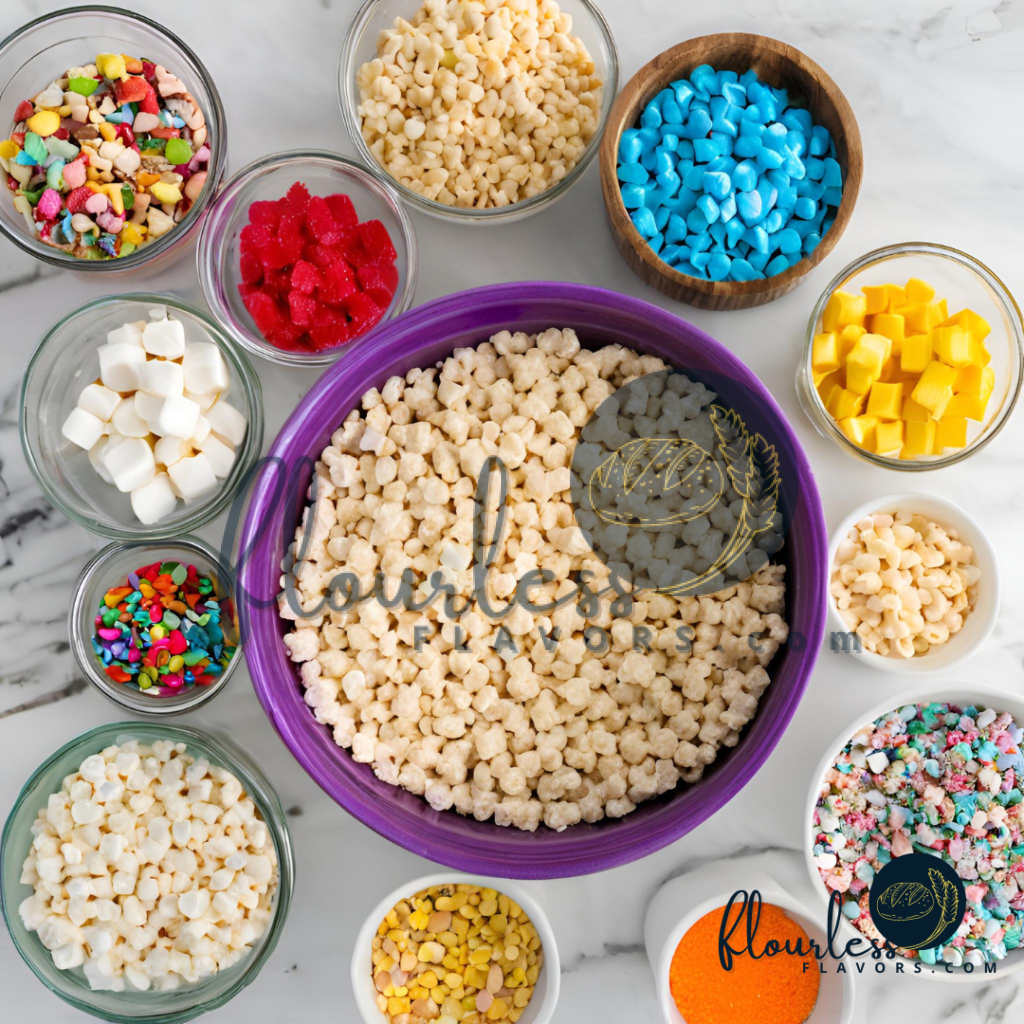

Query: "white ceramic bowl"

xmin=827 ymin=492 xmax=999 ymax=674
xmin=805 ymin=680 xmax=1024 ymax=981
xmin=350 ymin=873 xmax=560 ymax=1024
xmin=644 ymin=859 xmax=855 ymax=1023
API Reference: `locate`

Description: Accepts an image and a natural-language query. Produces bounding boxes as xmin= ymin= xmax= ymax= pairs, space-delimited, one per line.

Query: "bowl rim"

xmin=349 ymin=872 xmax=560 ymax=1024
xmin=797 ymin=241 xmax=1024 ymax=470
xmin=824 ymin=491 xmax=1000 ymax=674
xmin=19 ymin=291 xmax=264 ymax=540
xmin=235 ymin=280 xmax=829 ymax=878
xmin=68 ymin=535 xmax=243 ymax=714
xmin=194 ymin=148 xmax=419 ymax=368
xmin=337 ymin=0 xmax=620 ymax=222
xmin=803 ymin=680 xmax=1024 ymax=981
xmin=0 ymin=720 xmax=295 ymax=1022
xmin=0 ymin=3 xmax=228 ymax=272
xmin=598 ymin=31 xmax=863 ymax=298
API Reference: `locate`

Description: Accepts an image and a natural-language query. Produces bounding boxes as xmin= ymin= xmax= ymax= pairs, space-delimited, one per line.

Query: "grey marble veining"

xmin=1 ymin=0 xmax=1023 ymax=1020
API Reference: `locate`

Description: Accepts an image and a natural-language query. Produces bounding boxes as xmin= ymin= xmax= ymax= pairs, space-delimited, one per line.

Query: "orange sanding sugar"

xmin=669 ymin=903 xmax=820 ymax=1024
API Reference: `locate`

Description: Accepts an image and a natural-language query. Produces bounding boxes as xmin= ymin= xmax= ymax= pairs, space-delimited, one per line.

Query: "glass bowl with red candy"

xmin=197 ymin=150 xmax=417 ymax=367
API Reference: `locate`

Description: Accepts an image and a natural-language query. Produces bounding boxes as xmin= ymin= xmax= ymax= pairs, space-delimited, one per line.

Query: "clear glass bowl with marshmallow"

xmin=21 ymin=294 xmax=264 ymax=540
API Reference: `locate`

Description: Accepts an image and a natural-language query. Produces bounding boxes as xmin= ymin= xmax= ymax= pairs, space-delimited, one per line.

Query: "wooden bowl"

xmin=599 ymin=33 xmax=863 ymax=310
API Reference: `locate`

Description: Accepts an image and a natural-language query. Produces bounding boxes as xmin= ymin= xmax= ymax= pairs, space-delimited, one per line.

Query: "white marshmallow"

xmin=134 ymin=391 xmax=164 ymax=423
xmin=98 ymin=430 xmax=126 ymax=470
xmin=78 ymin=383 xmax=121 ymax=421
xmin=99 ymin=344 xmax=146 ymax=392
xmin=154 ymin=435 xmax=189 ymax=468
xmin=182 ymin=344 xmax=229 ymax=394
xmin=62 ymin=407 xmax=105 ymax=449
xmin=130 ymin=474 xmax=178 ymax=525
xmin=190 ymin=416 xmax=211 ymax=446
xmin=151 ymin=394 xmax=201 ymax=440
xmin=139 ymin=359 xmax=184 ymax=397
xmin=198 ymin=435 xmax=236 ymax=479
xmin=88 ymin=438 xmax=114 ymax=484
xmin=103 ymin=438 xmax=156 ymax=493
xmin=185 ymin=389 xmax=219 ymax=412
xmin=148 ymin=306 xmax=167 ymax=321
xmin=205 ymin=401 xmax=247 ymax=448
xmin=167 ymin=454 xmax=217 ymax=502
xmin=142 ymin=318 xmax=186 ymax=359
xmin=107 ymin=322 xmax=143 ymax=347
xmin=110 ymin=398 xmax=150 ymax=438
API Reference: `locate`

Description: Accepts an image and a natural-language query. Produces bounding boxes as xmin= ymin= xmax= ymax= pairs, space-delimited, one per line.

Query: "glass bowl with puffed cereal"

xmin=0 ymin=722 xmax=294 ymax=1022
xmin=826 ymin=492 xmax=999 ymax=675
xmin=339 ymin=0 xmax=619 ymax=222
xmin=797 ymin=242 xmax=1024 ymax=470
xmin=0 ymin=8 xmax=226 ymax=270
xmin=237 ymin=281 xmax=829 ymax=879
xmin=21 ymin=293 xmax=263 ymax=540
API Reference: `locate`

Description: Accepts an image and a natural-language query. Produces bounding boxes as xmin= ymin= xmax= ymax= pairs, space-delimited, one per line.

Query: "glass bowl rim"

xmin=0 ymin=3 xmax=228 ymax=272
xmin=68 ymin=535 xmax=243 ymax=715
xmin=800 ymin=241 xmax=1024 ymax=471
xmin=0 ymin=720 xmax=295 ymax=1023
xmin=194 ymin=147 xmax=419 ymax=369
xmin=337 ymin=0 xmax=621 ymax=222
xmin=19 ymin=291 xmax=265 ymax=540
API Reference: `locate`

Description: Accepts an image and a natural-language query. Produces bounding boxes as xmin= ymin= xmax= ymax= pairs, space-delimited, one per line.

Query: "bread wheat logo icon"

xmin=905 ymin=869 xmax=962 ymax=950
xmin=876 ymin=882 xmax=934 ymax=922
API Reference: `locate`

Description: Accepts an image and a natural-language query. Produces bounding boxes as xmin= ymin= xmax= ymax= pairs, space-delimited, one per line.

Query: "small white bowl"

xmin=805 ymin=680 xmax=1024 ymax=981
xmin=350 ymin=873 xmax=560 ymax=1024
xmin=645 ymin=859 xmax=855 ymax=1023
xmin=827 ymin=492 xmax=999 ymax=674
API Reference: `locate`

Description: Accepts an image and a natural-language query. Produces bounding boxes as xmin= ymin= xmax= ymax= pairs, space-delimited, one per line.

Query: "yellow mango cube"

xmin=934 ymin=416 xmax=968 ymax=451
xmin=885 ymin=284 xmax=907 ymax=311
xmin=867 ymin=313 xmax=905 ymax=346
xmin=873 ymin=420 xmax=904 ymax=454
xmin=895 ymin=304 xmax=931 ymax=335
xmin=940 ymin=308 xmax=991 ymax=343
xmin=928 ymin=299 xmax=949 ymax=329
xmin=902 ymin=419 xmax=936 ymax=458
xmin=933 ymin=326 xmax=972 ymax=366
xmin=823 ymin=291 xmax=867 ymax=332
xmin=815 ymin=369 xmax=844 ymax=404
xmin=812 ymin=332 xmax=840 ymax=373
xmin=827 ymin=387 xmax=867 ymax=419
xmin=847 ymin=332 xmax=890 ymax=372
xmin=838 ymin=415 xmax=878 ymax=448
xmin=862 ymin=285 xmax=889 ymax=315
xmin=968 ymin=334 xmax=992 ymax=366
xmin=954 ymin=364 xmax=985 ymax=396
xmin=902 ymin=396 xmax=933 ymax=422
xmin=945 ymin=393 xmax=989 ymax=421
xmin=866 ymin=381 xmax=904 ymax=420
xmin=838 ymin=324 xmax=866 ymax=361
xmin=911 ymin=361 xmax=958 ymax=419
xmin=900 ymin=334 xmax=932 ymax=374
xmin=905 ymin=278 xmax=936 ymax=304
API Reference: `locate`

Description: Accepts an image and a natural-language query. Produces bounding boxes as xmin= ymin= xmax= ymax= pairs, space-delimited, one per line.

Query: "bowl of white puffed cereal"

xmin=827 ymin=492 xmax=999 ymax=674
xmin=0 ymin=722 xmax=293 ymax=1022
xmin=339 ymin=0 xmax=618 ymax=221
xmin=238 ymin=281 xmax=829 ymax=878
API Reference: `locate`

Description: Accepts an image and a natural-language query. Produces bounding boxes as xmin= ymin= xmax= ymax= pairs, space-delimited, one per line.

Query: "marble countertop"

xmin=2 ymin=0 xmax=1023 ymax=1020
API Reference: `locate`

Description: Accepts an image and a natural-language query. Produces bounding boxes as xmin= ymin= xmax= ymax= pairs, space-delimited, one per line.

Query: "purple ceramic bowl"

xmin=237 ymin=282 xmax=827 ymax=878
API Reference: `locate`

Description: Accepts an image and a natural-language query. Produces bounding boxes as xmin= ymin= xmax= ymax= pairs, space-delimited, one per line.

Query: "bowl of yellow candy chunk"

xmin=797 ymin=242 xmax=1023 ymax=469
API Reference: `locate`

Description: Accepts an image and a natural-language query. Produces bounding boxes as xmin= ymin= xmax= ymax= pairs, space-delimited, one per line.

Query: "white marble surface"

xmin=2 ymin=0 xmax=1023 ymax=1020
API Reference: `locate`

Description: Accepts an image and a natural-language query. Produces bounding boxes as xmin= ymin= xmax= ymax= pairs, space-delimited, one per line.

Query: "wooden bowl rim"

xmin=599 ymin=32 xmax=863 ymax=299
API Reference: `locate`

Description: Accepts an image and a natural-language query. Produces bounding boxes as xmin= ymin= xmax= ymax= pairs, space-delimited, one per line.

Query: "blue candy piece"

xmin=680 ymin=109 xmax=712 ymax=139
xmin=725 ymin=217 xmax=746 ymax=247
xmin=676 ymin=156 xmax=695 ymax=177
xmin=617 ymin=162 xmax=648 ymax=184
xmin=655 ymin=205 xmax=671 ymax=231
xmin=705 ymin=155 xmax=735 ymax=174
xmin=782 ymin=108 xmax=813 ymax=134
xmin=709 ymin=131 xmax=734 ymax=157
xmin=665 ymin=214 xmax=688 ymax=244
xmin=775 ymin=185 xmax=798 ymax=210
xmin=755 ymin=146 xmax=785 ymax=170
xmin=739 ymin=69 xmax=759 ymax=89
xmin=733 ymin=135 xmax=762 ymax=158
xmin=686 ymin=208 xmax=708 ymax=233
xmin=786 ymin=130 xmax=807 ymax=158
xmin=654 ymin=149 xmax=674 ymax=175
xmin=722 ymin=82 xmax=746 ymax=107
xmin=810 ymin=124 xmax=831 ymax=156
xmin=672 ymin=80 xmax=695 ymax=112
xmin=730 ymin=258 xmax=757 ymax=281
xmin=641 ymin=103 xmax=663 ymax=130
xmin=797 ymin=177 xmax=825 ymax=200
xmin=776 ymin=227 xmax=802 ymax=254
xmin=696 ymin=194 xmax=720 ymax=224
xmin=822 ymin=157 xmax=843 ymax=187
xmin=648 ymin=231 xmax=665 ymax=254
xmin=691 ymin=251 xmax=712 ymax=271
xmin=748 ymin=249 xmax=770 ymax=272
xmin=703 ymin=170 xmax=731 ymax=200
xmin=738 ymin=117 xmax=765 ymax=137
xmin=741 ymin=103 xmax=764 ymax=124
xmin=692 ymin=137 xmax=720 ymax=163
xmin=708 ymin=221 xmax=727 ymax=246
xmin=637 ymin=127 xmax=661 ymax=153
xmin=736 ymin=190 xmax=762 ymax=224
xmin=690 ymin=230 xmax=712 ymax=253
xmin=670 ymin=188 xmax=700 ymax=215
xmin=662 ymin=94 xmax=683 ymax=125
xmin=707 ymin=252 xmax=731 ymax=281
xmin=682 ymin=164 xmax=705 ymax=191
xmin=763 ymin=209 xmax=785 ymax=234
xmin=621 ymin=184 xmax=645 ymax=209
xmin=766 ymin=168 xmax=790 ymax=188
xmin=744 ymin=225 xmax=770 ymax=253
xmin=656 ymin=169 xmax=680 ymax=196
xmin=783 ymin=152 xmax=806 ymax=179
xmin=732 ymin=160 xmax=758 ymax=192
xmin=765 ymin=254 xmax=790 ymax=276
xmin=661 ymin=134 xmax=680 ymax=152
xmin=677 ymin=261 xmax=706 ymax=278
xmin=676 ymin=138 xmax=695 ymax=160
xmin=631 ymin=207 xmax=658 ymax=237
xmin=661 ymin=244 xmax=684 ymax=265
xmin=794 ymin=196 xmax=817 ymax=220
xmin=690 ymin=64 xmax=717 ymax=99
xmin=711 ymin=114 xmax=737 ymax=138
xmin=718 ymin=193 xmax=737 ymax=223
xmin=803 ymin=231 xmax=821 ymax=254
xmin=640 ymin=149 xmax=657 ymax=171
xmin=823 ymin=186 xmax=843 ymax=207
xmin=805 ymin=157 xmax=825 ymax=180
xmin=762 ymin=122 xmax=788 ymax=151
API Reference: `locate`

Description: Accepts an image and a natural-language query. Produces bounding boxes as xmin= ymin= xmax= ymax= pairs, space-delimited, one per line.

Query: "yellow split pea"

xmin=371 ymin=883 xmax=543 ymax=1023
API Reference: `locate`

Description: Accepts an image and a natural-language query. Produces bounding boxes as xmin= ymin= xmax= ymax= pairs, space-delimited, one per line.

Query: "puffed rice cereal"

xmin=18 ymin=738 xmax=278 ymax=992
xmin=281 ymin=328 xmax=790 ymax=832
xmin=831 ymin=511 xmax=979 ymax=658
xmin=355 ymin=0 xmax=603 ymax=209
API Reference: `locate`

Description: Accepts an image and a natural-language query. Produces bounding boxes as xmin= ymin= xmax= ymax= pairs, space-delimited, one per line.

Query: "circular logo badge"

xmin=869 ymin=853 xmax=966 ymax=950
xmin=569 ymin=368 xmax=794 ymax=598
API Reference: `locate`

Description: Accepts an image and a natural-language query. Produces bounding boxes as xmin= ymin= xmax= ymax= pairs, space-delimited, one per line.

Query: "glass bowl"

xmin=0 ymin=721 xmax=294 ymax=1023
xmin=0 ymin=6 xmax=227 ymax=272
xmin=796 ymin=242 xmax=1024 ymax=470
xmin=20 ymin=293 xmax=264 ymax=540
xmin=338 ymin=0 xmax=620 ymax=224
xmin=69 ymin=537 xmax=242 ymax=714
xmin=195 ymin=150 xmax=417 ymax=368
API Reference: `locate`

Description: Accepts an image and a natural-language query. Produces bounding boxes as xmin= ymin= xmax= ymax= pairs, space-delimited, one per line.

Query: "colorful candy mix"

xmin=92 ymin=560 xmax=237 ymax=696
xmin=618 ymin=65 xmax=842 ymax=281
xmin=238 ymin=182 xmax=398 ymax=353
xmin=813 ymin=277 xmax=995 ymax=459
xmin=1 ymin=52 xmax=211 ymax=259
xmin=812 ymin=702 xmax=1024 ymax=966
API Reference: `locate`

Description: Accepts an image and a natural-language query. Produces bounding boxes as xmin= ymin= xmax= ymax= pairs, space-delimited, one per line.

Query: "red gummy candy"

xmin=318 ymin=260 xmax=356 ymax=304
xmin=357 ymin=264 xmax=398 ymax=307
xmin=345 ymin=292 xmax=384 ymax=335
xmin=266 ymin=326 xmax=311 ymax=352
xmin=248 ymin=199 xmax=283 ymax=230
xmin=13 ymin=100 xmax=34 ymax=123
xmin=358 ymin=219 xmax=397 ymax=264
xmin=114 ymin=77 xmax=149 ymax=106
xmin=283 ymin=181 xmax=311 ymax=219
xmin=141 ymin=61 xmax=156 ymax=80
xmin=240 ymin=222 xmax=272 ymax=255
xmin=305 ymin=195 xmax=341 ymax=244
xmin=240 ymin=249 xmax=263 ymax=286
xmin=149 ymin=126 xmax=180 ymax=140
xmin=324 ymin=193 xmax=358 ymax=233
xmin=137 ymin=80 xmax=160 ymax=115
xmin=309 ymin=322 xmax=351 ymax=351
xmin=277 ymin=216 xmax=306 ymax=264
xmin=287 ymin=290 xmax=320 ymax=327
xmin=66 ymin=186 xmax=94 ymax=214
xmin=290 ymin=260 xmax=322 ymax=295
xmin=241 ymin=289 xmax=285 ymax=335
xmin=262 ymin=268 xmax=292 ymax=296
